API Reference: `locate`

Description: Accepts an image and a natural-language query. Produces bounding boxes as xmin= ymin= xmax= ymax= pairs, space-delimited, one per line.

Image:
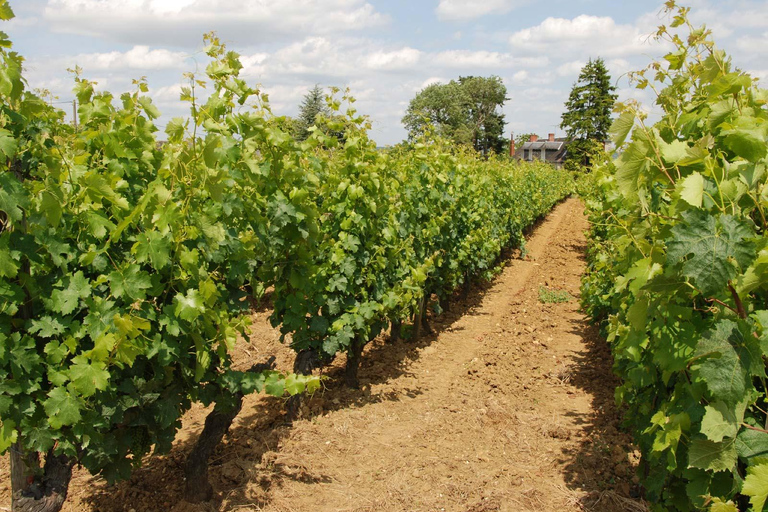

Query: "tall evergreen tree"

xmin=296 ymin=84 xmax=330 ymax=141
xmin=560 ymin=58 xmax=617 ymax=170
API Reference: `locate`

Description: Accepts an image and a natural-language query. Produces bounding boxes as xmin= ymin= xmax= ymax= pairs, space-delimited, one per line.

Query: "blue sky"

xmin=4 ymin=0 xmax=767 ymax=145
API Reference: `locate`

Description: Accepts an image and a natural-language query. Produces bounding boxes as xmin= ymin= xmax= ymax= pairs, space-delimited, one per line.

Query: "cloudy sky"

xmin=4 ymin=0 xmax=767 ymax=145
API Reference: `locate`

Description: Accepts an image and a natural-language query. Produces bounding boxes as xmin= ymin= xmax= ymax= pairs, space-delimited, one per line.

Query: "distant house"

xmin=510 ymin=133 xmax=568 ymax=169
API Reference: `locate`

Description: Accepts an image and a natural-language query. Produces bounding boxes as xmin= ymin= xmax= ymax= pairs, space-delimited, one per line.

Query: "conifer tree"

xmin=296 ymin=84 xmax=330 ymax=141
xmin=560 ymin=58 xmax=617 ymax=170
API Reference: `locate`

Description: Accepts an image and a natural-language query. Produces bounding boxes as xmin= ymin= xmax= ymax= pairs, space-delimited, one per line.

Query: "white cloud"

xmin=556 ymin=60 xmax=585 ymax=78
xmin=436 ymin=0 xmax=529 ymax=21
xmin=72 ymin=46 xmax=190 ymax=70
xmin=366 ymin=48 xmax=422 ymax=71
xmin=43 ymin=0 xmax=389 ymax=46
xmin=418 ymin=76 xmax=446 ymax=91
xmin=509 ymin=15 xmax=650 ymax=58
xmin=432 ymin=50 xmax=547 ymax=69
xmin=508 ymin=70 xmax=554 ymax=86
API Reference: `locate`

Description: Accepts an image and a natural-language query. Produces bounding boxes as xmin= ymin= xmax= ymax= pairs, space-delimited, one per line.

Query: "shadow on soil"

xmin=81 ymin=266 xmax=504 ymax=512
xmin=556 ymin=239 xmax=644 ymax=512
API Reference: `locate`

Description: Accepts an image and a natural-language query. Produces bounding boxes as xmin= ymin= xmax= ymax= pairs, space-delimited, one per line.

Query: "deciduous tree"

xmin=403 ymin=76 xmax=508 ymax=155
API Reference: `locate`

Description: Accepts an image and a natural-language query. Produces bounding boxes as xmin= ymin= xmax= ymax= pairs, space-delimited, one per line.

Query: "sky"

xmin=4 ymin=0 xmax=768 ymax=146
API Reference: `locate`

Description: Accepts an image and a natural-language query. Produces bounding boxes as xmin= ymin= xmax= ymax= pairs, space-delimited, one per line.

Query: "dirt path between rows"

xmin=1 ymin=198 xmax=646 ymax=512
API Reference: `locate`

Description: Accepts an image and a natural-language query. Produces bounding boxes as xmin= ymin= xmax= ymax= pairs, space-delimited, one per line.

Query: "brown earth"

xmin=0 ymin=198 xmax=647 ymax=512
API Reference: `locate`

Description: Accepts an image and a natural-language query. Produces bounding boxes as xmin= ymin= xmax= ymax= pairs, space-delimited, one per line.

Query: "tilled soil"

xmin=0 ymin=198 xmax=646 ymax=512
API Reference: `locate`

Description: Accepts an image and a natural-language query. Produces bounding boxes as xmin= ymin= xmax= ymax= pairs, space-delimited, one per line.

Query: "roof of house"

xmin=522 ymin=141 xmax=564 ymax=151
xmin=514 ymin=139 xmax=568 ymax=164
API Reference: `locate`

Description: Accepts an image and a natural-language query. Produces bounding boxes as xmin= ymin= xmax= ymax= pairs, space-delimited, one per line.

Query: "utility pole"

xmin=72 ymin=99 xmax=78 ymax=131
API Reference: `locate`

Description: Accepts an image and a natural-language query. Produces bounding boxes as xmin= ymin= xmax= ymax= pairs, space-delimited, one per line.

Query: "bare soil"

xmin=0 ymin=198 xmax=646 ymax=512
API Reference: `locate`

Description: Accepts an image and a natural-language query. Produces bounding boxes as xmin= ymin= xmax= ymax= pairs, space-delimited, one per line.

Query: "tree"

xmin=402 ymin=76 xmax=508 ymax=155
xmin=560 ymin=58 xmax=617 ymax=170
xmin=296 ymin=84 xmax=330 ymax=141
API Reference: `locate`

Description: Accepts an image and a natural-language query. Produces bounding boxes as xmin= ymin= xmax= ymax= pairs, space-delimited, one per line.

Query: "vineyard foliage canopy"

xmin=0 ymin=1 xmax=573 ymax=510
xmin=581 ymin=2 xmax=768 ymax=511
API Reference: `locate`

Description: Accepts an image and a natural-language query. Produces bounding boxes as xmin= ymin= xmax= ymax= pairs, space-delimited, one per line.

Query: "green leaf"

xmin=627 ymin=298 xmax=648 ymax=331
xmin=736 ymin=427 xmax=768 ymax=461
xmin=0 ymin=127 xmax=17 ymax=164
xmin=51 ymin=271 xmax=92 ymax=315
xmin=742 ymin=464 xmax=768 ymax=512
xmin=85 ymin=211 xmax=115 ymax=239
xmin=0 ymin=1 xmax=15 ymax=21
xmin=0 ymin=419 xmax=17 ymax=452
xmin=109 ymin=265 xmax=151 ymax=301
xmin=28 ymin=316 xmax=66 ymax=338
xmin=284 ymin=374 xmax=305 ymax=396
xmin=722 ymin=128 xmax=767 ymax=162
xmin=700 ymin=400 xmax=746 ymax=443
xmin=44 ymin=387 xmax=82 ymax=428
xmin=133 ymin=231 xmax=172 ymax=270
xmin=68 ymin=356 xmax=110 ymax=398
xmin=659 ymin=139 xmax=689 ymax=164
xmin=137 ymin=96 xmax=161 ymax=120
xmin=709 ymin=498 xmax=739 ymax=512
xmin=692 ymin=320 xmax=761 ymax=404
xmin=615 ymin=136 xmax=650 ymax=198
xmin=688 ymin=437 xmax=738 ymax=472
xmin=666 ymin=211 xmax=755 ymax=296
xmin=0 ymin=172 xmax=27 ymax=223
xmin=40 ymin=191 xmax=63 ymax=227
xmin=174 ymin=289 xmax=205 ymax=322
xmin=165 ymin=117 xmax=187 ymax=143
xmin=264 ymin=373 xmax=285 ymax=397
xmin=609 ymin=111 xmax=635 ymax=148
xmin=677 ymin=172 xmax=705 ymax=207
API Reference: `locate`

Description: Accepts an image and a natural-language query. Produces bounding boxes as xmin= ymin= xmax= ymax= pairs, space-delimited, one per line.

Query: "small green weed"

xmin=538 ymin=286 xmax=573 ymax=304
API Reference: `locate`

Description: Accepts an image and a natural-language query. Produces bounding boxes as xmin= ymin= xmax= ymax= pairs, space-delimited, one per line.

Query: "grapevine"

xmin=581 ymin=3 xmax=768 ymax=510
xmin=0 ymin=3 xmax=572 ymax=509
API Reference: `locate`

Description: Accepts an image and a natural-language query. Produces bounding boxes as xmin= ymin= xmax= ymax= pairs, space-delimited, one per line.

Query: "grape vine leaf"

xmin=0 ymin=128 xmax=17 ymax=164
xmin=0 ymin=1 xmax=14 ymax=21
xmin=68 ymin=356 xmax=110 ymax=397
xmin=742 ymin=463 xmax=768 ymax=512
xmin=109 ymin=265 xmax=151 ymax=301
xmin=688 ymin=437 xmax=737 ymax=472
xmin=0 ymin=419 xmax=16 ymax=452
xmin=736 ymin=427 xmax=768 ymax=460
xmin=700 ymin=400 xmax=746 ymax=443
xmin=51 ymin=271 xmax=91 ymax=315
xmin=722 ymin=124 xmax=768 ymax=163
xmin=692 ymin=320 xmax=761 ymax=404
xmin=709 ymin=498 xmax=740 ymax=512
xmin=28 ymin=316 xmax=66 ymax=338
xmin=133 ymin=231 xmax=172 ymax=270
xmin=174 ymin=289 xmax=205 ymax=322
xmin=666 ymin=211 xmax=755 ymax=295
xmin=610 ymin=111 xmax=635 ymax=148
xmin=0 ymin=172 xmax=27 ymax=223
xmin=677 ymin=172 xmax=705 ymax=207
xmin=44 ymin=387 xmax=82 ymax=428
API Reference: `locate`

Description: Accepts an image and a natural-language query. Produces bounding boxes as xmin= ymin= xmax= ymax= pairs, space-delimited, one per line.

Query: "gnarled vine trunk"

xmin=11 ymin=444 xmax=73 ymax=512
xmin=183 ymin=399 xmax=244 ymax=503
xmin=183 ymin=358 xmax=276 ymax=503
xmin=344 ymin=336 xmax=366 ymax=389
xmin=389 ymin=319 xmax=402 ymax=343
